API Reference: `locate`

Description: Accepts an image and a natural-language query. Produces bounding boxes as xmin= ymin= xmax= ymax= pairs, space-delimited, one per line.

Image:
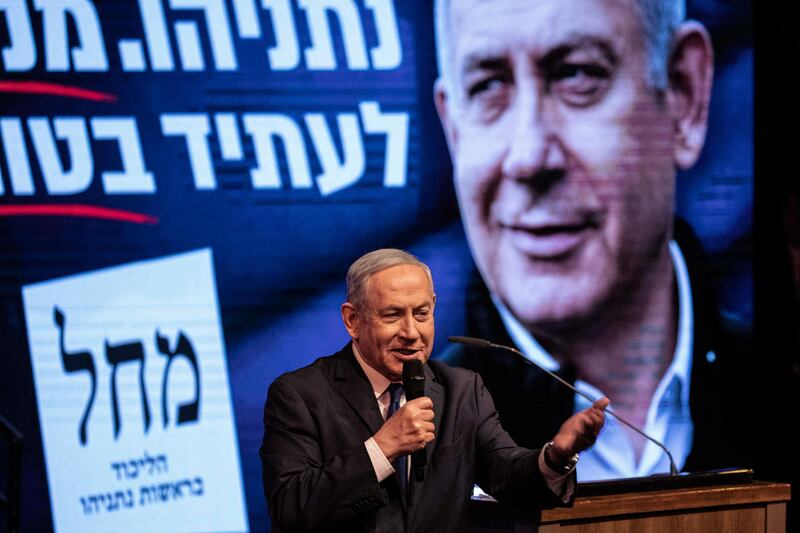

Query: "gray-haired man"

xmin=434 ymin=0 xmax=750 ymax=480
xmin=261 ymin=249 xmax=608 ymax=532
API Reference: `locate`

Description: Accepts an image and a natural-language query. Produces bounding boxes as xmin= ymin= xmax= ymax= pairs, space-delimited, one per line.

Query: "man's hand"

xmin=548 ymin=397 xmax=610 ymax=465
xmin=373 ymin=397 xmax=435 ymax=462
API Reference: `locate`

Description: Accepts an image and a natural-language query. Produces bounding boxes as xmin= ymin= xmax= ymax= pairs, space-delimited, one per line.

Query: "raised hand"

xmin=549 ymin=397 xmax=609 ymax=464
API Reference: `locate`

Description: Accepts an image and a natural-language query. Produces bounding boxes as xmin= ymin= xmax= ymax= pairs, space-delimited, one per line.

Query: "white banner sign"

xmin=23 ymin=249 xmax=248 ymax=533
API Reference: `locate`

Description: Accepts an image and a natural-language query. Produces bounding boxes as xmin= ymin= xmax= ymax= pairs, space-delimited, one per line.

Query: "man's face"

xmin=437 ymin=0 xmax=679 ymax=332
xmin=344 ymin=265 xmax=436 ymax=381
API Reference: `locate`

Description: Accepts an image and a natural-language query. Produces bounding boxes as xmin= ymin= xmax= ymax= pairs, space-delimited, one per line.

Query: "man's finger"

xmin=418 ymin=409 xmax=435 ymax=421
xmin=415 ymin=422 xmax=435 ymax=436
xmin=588 ymin=409 xmax=604 ymax=426
xmin=408 ymin=397 xmax=434 ymax=409
xmin=592 ymin=396 xmax=610 ymax=411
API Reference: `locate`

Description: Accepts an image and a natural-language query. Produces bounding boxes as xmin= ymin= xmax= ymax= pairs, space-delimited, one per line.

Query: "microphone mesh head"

xmin=402 ymin=359 xmax=425 ymax=400
xmin=402 ymin=359 xmax=424 ymax=380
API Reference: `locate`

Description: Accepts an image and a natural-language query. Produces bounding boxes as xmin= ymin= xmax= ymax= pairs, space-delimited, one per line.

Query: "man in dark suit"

xmin=432 ymin=0 xmax=727 ymax=479
xmin=261 ymin=249 xmax=608 ymax=532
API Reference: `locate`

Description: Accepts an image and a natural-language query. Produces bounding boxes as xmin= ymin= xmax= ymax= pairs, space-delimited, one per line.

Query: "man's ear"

xmin=434 ymin=78 xmax=459 ymax=153
xmin=667 ymin=21 xmax=714 ymax=170
xmin=341 ymin=302 xmax=359 ymax=339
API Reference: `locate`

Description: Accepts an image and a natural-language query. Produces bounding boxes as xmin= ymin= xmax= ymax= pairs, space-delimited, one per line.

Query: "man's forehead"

xmin=448 ymin=0 xmax=640 ymax=19
xmin=366 ymin=265 xmax=432 ymax=290
xmin=448 ymin=0 xmax=642 ymax=56
xmin=365 ymin=292 xmax=435 ymax=315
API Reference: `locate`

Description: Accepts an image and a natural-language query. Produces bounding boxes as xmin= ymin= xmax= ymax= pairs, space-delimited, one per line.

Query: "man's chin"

xmin=508 ymin=295 xmax=602 ymax=335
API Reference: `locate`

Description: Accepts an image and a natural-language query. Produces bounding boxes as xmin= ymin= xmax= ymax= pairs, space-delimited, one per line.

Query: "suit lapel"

xmin=425 ymin=364 xmax=445 ymax=467
xmin=408 ymin=363 xmax=444 ymax=514
xmin=332 ymin=345 xmax=384 ymax=435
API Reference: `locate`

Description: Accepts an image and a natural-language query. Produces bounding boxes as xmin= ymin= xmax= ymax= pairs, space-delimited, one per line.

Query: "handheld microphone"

xmin=402 ymin=359 xmax=427 ymax=482
xmin=448 ymin=336 xmax=679 ymax=476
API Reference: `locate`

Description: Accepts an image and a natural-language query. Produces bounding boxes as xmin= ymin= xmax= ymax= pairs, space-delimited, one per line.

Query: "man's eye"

xmin=550 ymin=63 xmax=610 ymax=105
xmin=467 ymin=76 xmax=508 ymax=99
xmin=463 ymin=75 xmax=511 ymax=121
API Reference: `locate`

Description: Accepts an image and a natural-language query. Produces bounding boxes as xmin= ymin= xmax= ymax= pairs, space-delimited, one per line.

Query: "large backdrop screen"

xmin=1 ymin=0 xmax=753 ymax=531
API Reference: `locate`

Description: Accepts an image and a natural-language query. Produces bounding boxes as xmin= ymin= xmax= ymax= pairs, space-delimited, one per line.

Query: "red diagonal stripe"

xmin=0 ymin=204 xmax=158 ymax=224
xmin=0 ymin=81 xmax=118 ymax=103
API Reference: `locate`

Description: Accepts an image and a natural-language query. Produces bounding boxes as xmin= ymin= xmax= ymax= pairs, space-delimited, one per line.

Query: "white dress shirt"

xmin=495 ymin=241 xmax=697 ymax=481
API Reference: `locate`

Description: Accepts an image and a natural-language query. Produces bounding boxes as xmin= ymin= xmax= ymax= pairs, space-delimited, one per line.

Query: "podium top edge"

xmin=575 ymin=468 xmax=755 ymax=497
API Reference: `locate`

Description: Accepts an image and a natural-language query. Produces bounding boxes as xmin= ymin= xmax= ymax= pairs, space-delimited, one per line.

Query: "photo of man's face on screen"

xmin=432 ymin=0 xmax=751 ymax=481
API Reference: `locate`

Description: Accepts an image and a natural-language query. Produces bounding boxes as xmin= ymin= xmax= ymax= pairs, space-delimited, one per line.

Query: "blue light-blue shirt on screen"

xmin=494 ymin=241 xmax=697 ymax=481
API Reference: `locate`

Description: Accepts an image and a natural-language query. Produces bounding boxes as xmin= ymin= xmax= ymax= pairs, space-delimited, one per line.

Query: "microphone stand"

xmin=449 ymin=336 xmax=679 ymax=476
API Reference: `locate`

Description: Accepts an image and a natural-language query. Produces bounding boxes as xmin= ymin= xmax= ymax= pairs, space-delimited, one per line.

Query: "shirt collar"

xmin=662 ymin=240 xmax=693 ymax=406
xmin=494 ymin=240 xmax=694 ymax=407
xmin=351 ymin=342 xmax=393 ymax=399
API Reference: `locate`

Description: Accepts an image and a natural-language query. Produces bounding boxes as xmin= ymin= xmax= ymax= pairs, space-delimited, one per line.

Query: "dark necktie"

xmin=386 ymin=383 xmax=407 ymax=494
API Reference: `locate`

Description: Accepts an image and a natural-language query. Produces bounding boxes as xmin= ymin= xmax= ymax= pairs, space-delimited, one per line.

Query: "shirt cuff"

xmin=365 ymin=437 xmax=395 ymax=482
xmin=538 ymin=448 xmax=576 ymax=503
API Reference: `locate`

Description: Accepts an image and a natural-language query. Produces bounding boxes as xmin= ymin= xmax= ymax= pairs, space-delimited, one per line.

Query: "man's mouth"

xmin=393 ymin=348 xmax=424 ymax=358
xmin=500 ymin=215 xmax=599 ymax=259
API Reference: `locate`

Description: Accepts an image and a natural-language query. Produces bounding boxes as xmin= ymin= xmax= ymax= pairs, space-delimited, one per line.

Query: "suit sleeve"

xmin=471 ymin=372 xmax=573 ymax=508
xmin=261 ymin=377 xmax=387 ymax=530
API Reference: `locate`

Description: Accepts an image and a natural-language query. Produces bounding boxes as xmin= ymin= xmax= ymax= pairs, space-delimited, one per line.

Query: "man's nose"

xmin=397 ymin=314 xmax=420 ymax=340
xmin=500 ymin=88 xmax=566 ymax=188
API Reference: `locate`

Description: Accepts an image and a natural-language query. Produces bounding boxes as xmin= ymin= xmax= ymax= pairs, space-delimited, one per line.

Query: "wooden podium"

xmin=469 ymin=471 xmax=792 ymax=532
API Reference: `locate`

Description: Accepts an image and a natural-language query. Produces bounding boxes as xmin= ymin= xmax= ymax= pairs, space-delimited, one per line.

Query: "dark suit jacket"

xmin=438 ymin=219 xmax=754 ymax=474
xmin=261 ymin=344 xmax=566 ymax=532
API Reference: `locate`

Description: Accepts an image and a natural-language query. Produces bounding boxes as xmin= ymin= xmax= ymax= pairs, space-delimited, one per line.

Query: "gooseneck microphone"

xmin=402 ymin=359 xmax=427 ymax=482
xmin=448 ymin=336 xmax=679 ymax=476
